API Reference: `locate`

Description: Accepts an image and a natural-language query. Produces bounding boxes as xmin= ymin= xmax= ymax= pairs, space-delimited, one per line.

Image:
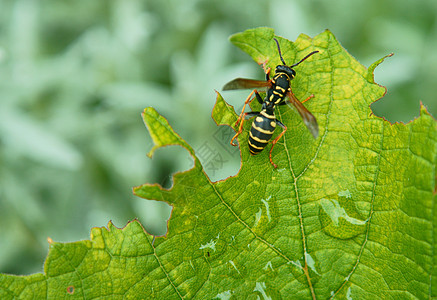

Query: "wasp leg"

xmin=233 ymin=89 xmax=256 ymax=127
xmin=231 ymin=89 xmax=265 ymax=146
xmin=254 ymin=90 xmax=263 ymax=104
xmin=269 ymin=119 xmax=287 ymax=168
xmin=265 ymin=69 xmax=271 ymax=81
xmin=301 ymin=94 xmax=314 ymax=103
xmin=278 ymin=92 xmax=315 ymax=106
xmin=230 ymin=112 xmax=259 ymax=146
xmin=261 ymin=61 xmax=271 ymax=80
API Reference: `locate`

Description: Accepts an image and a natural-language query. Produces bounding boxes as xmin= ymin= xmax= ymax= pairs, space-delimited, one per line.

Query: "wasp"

xmin=223 ymin=38 xmax=319 ymax=168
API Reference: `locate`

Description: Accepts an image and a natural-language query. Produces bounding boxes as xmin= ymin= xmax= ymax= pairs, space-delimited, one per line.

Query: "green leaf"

xmin=1 ymin=28 xmax=436 ymax=299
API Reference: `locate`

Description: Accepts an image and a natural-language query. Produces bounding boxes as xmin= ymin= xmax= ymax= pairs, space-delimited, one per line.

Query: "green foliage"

xmin=2 ymin=0 xmax=436 ymax=278
xmin=1 ymin=27 xmax=436 ymax=299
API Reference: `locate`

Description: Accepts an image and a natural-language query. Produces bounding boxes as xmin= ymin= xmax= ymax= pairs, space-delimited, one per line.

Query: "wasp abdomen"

xmin=248 ymin=114 xmax=277 ymax=155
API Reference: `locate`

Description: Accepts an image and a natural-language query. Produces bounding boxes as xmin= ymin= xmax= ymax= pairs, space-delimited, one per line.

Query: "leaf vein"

xmin=149 ymin=236 xmax=184 ymax=299
xmin=331 ymin=120 xmax=384 ymax=298
xmin=207 ymin=178 xmax=293 ymax=262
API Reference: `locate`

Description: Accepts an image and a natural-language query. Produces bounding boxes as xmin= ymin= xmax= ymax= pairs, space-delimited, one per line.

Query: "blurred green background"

xmin=0 ymin=0 xmax=435 ymax=275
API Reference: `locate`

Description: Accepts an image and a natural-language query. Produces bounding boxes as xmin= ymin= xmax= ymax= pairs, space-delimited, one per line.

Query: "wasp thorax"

xmin=274 ymin=73 xmax=291 ymax=90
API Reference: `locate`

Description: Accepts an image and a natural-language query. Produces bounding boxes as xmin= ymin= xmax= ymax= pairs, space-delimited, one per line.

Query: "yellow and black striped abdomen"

xmin=248 ymin=113 xmax=277 ymax=155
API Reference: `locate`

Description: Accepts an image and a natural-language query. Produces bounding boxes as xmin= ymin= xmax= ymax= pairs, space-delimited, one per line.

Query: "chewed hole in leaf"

xmin=145 ymin=145 xmax=194 ymax=189
xmin=133 ymin=198 xmax=172 ymax=236
xmin=135 ymin=145 xmax=192 ymax=236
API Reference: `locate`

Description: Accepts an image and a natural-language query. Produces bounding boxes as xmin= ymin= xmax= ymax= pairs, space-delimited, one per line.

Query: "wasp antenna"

xmin=273 ymin=38 xmax=287 ymax=66
xmin=290 ymin=50 xmax=319 ymax=68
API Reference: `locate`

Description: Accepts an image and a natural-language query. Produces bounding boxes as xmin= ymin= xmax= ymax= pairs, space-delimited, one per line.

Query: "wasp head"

xmin=275 ymin=65 xmax=296 ymax=79
xmin=273 ymin=38 xmax=319 ymax=79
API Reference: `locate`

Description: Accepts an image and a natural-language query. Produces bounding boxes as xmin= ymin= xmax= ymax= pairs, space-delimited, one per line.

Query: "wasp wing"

xmin=286 ymin=90 xmax=319 ymax=139
xmin=223 ymin=78 xmax=271 ymax=91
